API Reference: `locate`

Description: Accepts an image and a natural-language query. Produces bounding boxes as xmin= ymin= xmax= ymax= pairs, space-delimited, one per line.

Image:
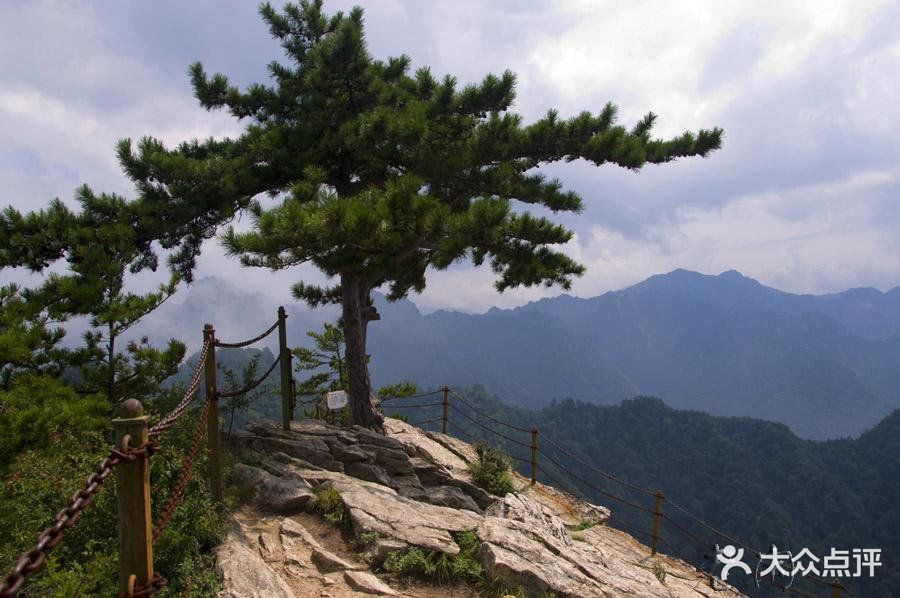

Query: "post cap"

xmin=119 ymin=399 xmax=144 ymax=418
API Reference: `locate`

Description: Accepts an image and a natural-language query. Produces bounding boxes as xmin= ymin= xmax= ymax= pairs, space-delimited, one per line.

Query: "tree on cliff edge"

xmin=117 ymin=0 xmax=723 ymax=431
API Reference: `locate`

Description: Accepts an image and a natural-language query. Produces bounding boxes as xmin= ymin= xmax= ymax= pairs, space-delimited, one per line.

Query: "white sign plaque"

xmin=326 ymin=390 xmax=348 ymax=410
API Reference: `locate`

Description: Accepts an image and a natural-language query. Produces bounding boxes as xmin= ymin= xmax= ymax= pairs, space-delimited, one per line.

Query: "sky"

xmin=2 ymin=0 xmax=900 ymax=313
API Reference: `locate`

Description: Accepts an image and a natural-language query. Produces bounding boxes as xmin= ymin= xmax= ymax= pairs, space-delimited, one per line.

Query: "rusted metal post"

xmin=530 ymin=428 xmax=539 ymax=485
xmin=651 ymin=490 xmax=664 ymax=555
xmin=442 ymin=386 xmax=449 ymax=434
xmin=112 ymin=399 xmax=153 ymax=596
xmin=204 ymin=324 xmax=222 ymax=502
xmin=278 ymin=306 xmax=292 ymax=430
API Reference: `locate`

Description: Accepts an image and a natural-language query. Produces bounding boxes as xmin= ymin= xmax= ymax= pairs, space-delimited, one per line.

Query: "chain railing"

xmin=0 ymin=309 xmax=292 ymax=597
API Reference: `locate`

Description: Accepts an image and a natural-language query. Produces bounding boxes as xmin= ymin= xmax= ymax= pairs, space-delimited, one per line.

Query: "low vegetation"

xmin=469 ymin=443 xmax=516 ymax=496
xmin=383 ymin=529 xmax=483 ymax=585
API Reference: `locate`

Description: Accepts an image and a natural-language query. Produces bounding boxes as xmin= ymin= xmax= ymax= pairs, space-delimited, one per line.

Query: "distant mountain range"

xmin=157 ymin=270 xmax=900 ymax=440
xmin=368 ymin=269 xmax=900 ymax=440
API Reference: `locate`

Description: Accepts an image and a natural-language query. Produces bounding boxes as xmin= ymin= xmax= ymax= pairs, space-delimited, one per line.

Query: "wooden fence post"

xmin=530 ymin=428 xmax=539 ymax=485
xmin=112 ymin=399 xmax=153 ymax=596
xmin=442 ymin=386 xmax=449 ymax=434
xmin=204 ymin=324 xmax=222 ymax=502
xmin=278 ymin=306 xmax=292 ymax=431
xmin=651 ymin=490 xmax=664 ymax=555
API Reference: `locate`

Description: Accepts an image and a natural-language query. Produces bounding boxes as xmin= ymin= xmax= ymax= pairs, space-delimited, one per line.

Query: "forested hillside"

xmin=379 ymin=387 xmax=899 ymax=596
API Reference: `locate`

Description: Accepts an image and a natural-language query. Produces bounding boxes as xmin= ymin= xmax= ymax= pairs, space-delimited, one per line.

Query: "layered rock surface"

xmin=219 ymin=418 xmax=743 ymax=597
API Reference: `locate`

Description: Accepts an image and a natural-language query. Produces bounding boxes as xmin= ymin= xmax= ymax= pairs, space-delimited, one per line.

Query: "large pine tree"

xmin=118 ymin=1 xmax=723 ymax=430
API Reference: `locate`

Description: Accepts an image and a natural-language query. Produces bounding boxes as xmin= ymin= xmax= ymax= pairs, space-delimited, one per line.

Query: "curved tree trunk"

xmin=341 ymin=272 xmax=384 ymax=432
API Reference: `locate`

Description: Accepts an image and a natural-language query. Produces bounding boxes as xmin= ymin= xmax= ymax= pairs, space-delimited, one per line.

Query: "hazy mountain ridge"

xmin=368 ymin=269 xmax=900 ymax=439
xmin=162 ymin=271 xmax=900 ymax=440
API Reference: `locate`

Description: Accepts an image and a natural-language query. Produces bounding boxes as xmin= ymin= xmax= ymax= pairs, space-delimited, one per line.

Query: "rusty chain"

xmin=131 ymin=573 xmax=167 ymax=597
xmin=150 ymin=338 xmax=210 ymax=436
xmin=152 ymin=394 xmax=211 ymax=543
xmin=0 ymin=440 xmax=159 ymax=598
xmin=217 ymin=354 xmax=280 ymax=399
xmin=214 ymin=320 xmax=278 ymax=348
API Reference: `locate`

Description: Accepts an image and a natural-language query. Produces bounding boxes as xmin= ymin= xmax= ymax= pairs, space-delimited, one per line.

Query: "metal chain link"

xmin=152 ymin=396 xmax=211 ymax=542
xmin=150 ymin=338 xmax=210 ymax=436
xmin=447 ymin=388 xmax=533 ymax=433
xmin=131 ymin=573 xmax=167 ymax=597
xmin=214 ymin=320 xmax=279 ymax=349
xmin=0 ymin=441 xmax=158 ymax=598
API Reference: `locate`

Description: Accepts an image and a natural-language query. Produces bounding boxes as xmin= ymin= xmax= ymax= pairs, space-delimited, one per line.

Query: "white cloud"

xmin=3 ymin=0 xmax=900 ymax=315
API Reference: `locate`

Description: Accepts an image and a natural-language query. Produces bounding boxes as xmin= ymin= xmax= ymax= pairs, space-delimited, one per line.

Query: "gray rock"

xmin=343 ymin=570 xmax=399 ymax=596
xmin=345 ymin=462 xmax=394 ymax=487
xmin=333 ymin=478 xmax=482 ymax=555
xmin=425 ymin=485 xmax=482 ymax=513
xmin=330 ymin=443 xmax=372 ymax=464
xmin=231 ymin=464 xmax=314 ymax=513
xmin=485 ymin=493 xmax=570 ymax=546
xmin=311 ymin=547 xmax=363 ymax=573
xmin=216 ymin=524 xmax=294 ymax=598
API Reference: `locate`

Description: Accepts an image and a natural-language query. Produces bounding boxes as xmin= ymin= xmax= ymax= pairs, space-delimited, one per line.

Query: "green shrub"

xmin=383 ymin=529 xmax=483 ymax=585
xmin=468 ymin=444 xmax=515 ymax=496
xmin=310 ymin=485 xmax=349 ymax=526
xmin=572 ymin=519 xmax=597 ymax=531
xmin=0 ymin=381 xmax=226 ymax=597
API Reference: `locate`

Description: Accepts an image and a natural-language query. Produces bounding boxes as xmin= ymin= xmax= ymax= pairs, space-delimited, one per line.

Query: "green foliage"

xmin=117 ymin=0 xmax=721 ymax=427
xmin=292 ymin=321 xmax=417 ymax=424
xmin=0 ymin=374 xmax=107 ymax=471
xmin=0 ymin=382 xmax=226 ymax=597
xmin=310 ymin=484 xmax=349 ymax=526
xmin=348 ymin=531 xmax=379 ymax=552
xmin=383 ymin=529 xmax=483 ymax=585
xmin=293 ymin=321 xmax=348 ymax=397
xmin=219 ymin=353 xmax=271 ymax=440
xmin=572 ymin=520 xmax=597 ymax=531
xmin=469 ymin=443 xmax=515 ymax=496
xmin=0 ymin=284 xmax=72 ymax=387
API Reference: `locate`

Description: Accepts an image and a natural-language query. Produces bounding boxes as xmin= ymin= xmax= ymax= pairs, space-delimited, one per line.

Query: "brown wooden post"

xmin=112 ymin=399 xmax=153 ymax=596
xmin=651 ymin=490 xmax=664 ymax=555
xmin=204 ymin=324 xmax=222 ymax=502
xmin=831 ymin=580 xmax=842 ymax=598
xmin=278 ymin=306 xmax=292 ymax=430
xmin=442 ymin=386 xmax=449 ymax=434
xmin=530 ymin=428 xmax=539 ymax=485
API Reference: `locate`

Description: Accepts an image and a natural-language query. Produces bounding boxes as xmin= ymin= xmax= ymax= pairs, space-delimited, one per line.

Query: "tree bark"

xmin=341 ymin=272 xmax=384 ymax=432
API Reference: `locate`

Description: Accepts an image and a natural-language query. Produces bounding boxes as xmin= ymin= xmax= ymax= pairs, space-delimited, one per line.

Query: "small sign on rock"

xmin=326 ymin=390 xmax=348 ymax=410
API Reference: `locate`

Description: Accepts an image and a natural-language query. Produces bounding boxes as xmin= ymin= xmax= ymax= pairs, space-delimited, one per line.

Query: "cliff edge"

xmin=217 ymin=418 xmax=743 ymax=597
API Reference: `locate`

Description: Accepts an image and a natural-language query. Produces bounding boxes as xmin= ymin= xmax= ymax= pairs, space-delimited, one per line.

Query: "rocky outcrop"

xmin=225 ymin=418 xmax=743 ymax=597
xmin=216 ymin=521 xmax=295 ymax=598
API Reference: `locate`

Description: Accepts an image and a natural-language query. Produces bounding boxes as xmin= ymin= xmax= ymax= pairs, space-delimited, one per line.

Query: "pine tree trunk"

xmin=341 ymin=273 xmax=384 ymax=432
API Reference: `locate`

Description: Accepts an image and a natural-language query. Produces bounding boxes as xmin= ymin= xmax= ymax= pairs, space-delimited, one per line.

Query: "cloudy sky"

xmin=3 ymin=0 xmax=899 ymax=312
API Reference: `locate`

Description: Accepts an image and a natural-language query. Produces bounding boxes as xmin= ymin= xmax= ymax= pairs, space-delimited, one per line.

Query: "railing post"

xmin=442 ymin=385 xmax=449 ymax=434
xmin=204 ymin=324 xmax=222 ymax=503
xmin=651 ymin=490 xmax=664 ymax=555
xmin=530 ymin=428 xmax=539 ymax=485
xmin=112 ymin=399 xmax=153 ymax=596
xmin=278 ymin=306 xmax=292 ymax=431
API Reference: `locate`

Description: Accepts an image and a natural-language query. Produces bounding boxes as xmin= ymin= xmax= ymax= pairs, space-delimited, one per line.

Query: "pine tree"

xmin=4 ymin=186 xmax=183 ymax=404
xmin=117 ymin=1 xmax=723 ymax=430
